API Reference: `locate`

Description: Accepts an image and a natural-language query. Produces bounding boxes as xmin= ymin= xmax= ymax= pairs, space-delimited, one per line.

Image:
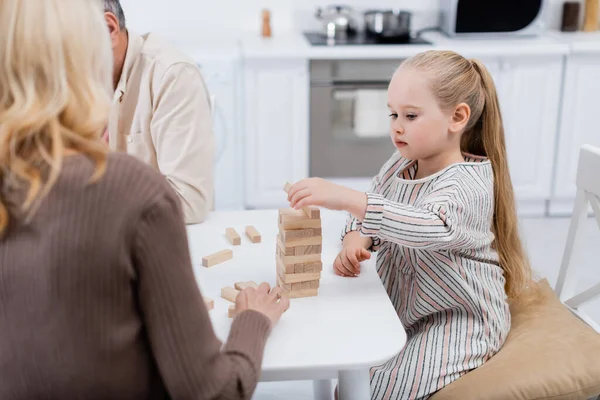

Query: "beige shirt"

xmin=108 ymin=31 xmax=214 ymax=224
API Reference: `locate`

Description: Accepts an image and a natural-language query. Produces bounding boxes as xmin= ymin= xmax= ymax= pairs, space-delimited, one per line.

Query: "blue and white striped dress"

xmin=343 ymin=151 xmax=511 ymax=400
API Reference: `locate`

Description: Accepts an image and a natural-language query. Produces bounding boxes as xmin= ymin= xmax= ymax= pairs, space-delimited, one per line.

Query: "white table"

xmin=187 ymin=209 xmax=406 ymax=400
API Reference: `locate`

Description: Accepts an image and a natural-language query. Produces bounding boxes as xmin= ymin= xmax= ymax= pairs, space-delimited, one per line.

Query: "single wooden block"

xmin=281 ymin=288 xmax=319 ymax=299
xmin=282 ymin=234 xmax=323 ymax=247
xmin=276 ymin=234 xmax=321 ymax=256
xmin=277 ymin=269 xmax=322 ymax=284
xmin=281 ymin=228 xmax=322 ymax=243
xmin=203 ymin=296 xmax=214 ymax=311
xmin=228 ymin=305 xmax=237 ymax=318
xmin=303 ymin=262 xmax=323 ymax=273
xmin=276 ymin=276 xmax=292 ymax=291
xmin=292 ymin=281 xmax=312 ymax=291
xmin=310 ymin=280 xmax=320 ymax=289
xmin=279 ymin=217 xmax=321 ymax=231
xmin=304 ymin=206 xmax=320 ymax=219
xmin=225 ymin=228 xmax=241 ymax=245
xmin=280 ymin=252 xmax=321 ymax=266
xmin=276 ymin=253 xmax=296 ymax=274
xmin=202 ymin=249 xmax=233 ymax=267
xmin=294 ymin=244 xmax=322 ymax=256
xmin=245 ymin=226 xmax=261 ymax=243
xmin=276 ymin=252 xmax=323 ymax=274
xmin=234 ymin=281 xmax=260 ymax=290
xmin=221 ymin=286 xmax=240 ymax=303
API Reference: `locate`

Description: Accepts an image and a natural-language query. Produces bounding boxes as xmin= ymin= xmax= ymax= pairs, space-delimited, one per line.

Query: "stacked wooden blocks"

xmin=277 ymin=183 xmax=323 ymax=298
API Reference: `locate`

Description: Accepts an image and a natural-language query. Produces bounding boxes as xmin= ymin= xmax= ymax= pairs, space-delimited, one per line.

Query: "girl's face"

xmin=387 ymin=67 xmax=458 ymax=161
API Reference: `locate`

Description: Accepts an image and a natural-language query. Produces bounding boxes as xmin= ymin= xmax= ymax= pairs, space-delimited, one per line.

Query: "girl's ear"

xmin=449 ymin=103 xmax=471 ymax=134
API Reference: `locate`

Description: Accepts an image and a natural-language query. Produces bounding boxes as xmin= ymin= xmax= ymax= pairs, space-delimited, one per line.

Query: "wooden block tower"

xmin=277 ymin=183 xmax=323 ymax=298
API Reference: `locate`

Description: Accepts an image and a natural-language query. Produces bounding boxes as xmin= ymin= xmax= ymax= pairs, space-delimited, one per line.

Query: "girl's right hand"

xmin=235 ymin=283 xmax=290 ymax=327
xmin=334 ymin=246 xmax=371 ymax=277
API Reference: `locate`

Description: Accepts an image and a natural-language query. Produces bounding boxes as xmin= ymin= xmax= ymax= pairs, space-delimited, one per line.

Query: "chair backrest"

xmin=555 ymin=144 xmax=600 ymax=332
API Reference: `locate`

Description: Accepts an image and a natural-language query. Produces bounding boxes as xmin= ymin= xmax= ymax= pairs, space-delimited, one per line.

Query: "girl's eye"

xmin=389 ymin=113 xmax=398 ymax=119
xmin=406 ymin=114 xmax=417 ymax=121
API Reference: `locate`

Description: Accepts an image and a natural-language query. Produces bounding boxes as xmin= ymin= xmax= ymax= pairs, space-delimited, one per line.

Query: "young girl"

xmin=288 ymin=50 xmax=532 ymax=399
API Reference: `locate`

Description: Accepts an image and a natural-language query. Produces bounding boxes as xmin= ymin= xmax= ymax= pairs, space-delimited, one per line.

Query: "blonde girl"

xmin=288 ymin=50 xmax=531 ymax=399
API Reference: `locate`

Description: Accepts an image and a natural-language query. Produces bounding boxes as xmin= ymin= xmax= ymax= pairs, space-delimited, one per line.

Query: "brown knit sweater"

xmin=0 ymin=153 xmax=271 ymax=400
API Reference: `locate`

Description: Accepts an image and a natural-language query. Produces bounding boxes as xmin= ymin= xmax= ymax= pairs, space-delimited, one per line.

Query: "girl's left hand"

xmin=288 ymin=178 xmax=367 ymax=217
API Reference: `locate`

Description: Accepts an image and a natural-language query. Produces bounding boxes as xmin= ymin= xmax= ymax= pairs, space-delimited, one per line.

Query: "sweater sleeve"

xmin=359 ymin=179 xmax=490 ymax=251
xmin=133 ymin=190 xmax=271 ymax=400
xmin=341 ymin=152 xmax=403 ymax=251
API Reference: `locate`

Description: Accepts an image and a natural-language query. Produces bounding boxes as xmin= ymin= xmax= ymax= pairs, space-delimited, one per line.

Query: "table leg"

xmin=338 ymin=369 xmax=370 ymax=400
xmin=313 ymin=379 xmax=333 ymax=400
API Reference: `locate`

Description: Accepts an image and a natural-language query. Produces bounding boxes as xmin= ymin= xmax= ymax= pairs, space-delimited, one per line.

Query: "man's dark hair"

xmin=103 ymin=0 xmax=126 ymax=29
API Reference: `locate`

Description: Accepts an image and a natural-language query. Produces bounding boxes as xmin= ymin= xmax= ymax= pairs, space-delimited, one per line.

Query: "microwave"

xmin=440 ymin=0 xmax=547 ymax=37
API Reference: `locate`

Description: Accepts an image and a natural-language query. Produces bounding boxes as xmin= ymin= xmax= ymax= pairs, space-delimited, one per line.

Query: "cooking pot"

xmin=315 ymin=5 xmax=358 ymax=39
xmin=364 ymin=9 xmax=412 ymax=40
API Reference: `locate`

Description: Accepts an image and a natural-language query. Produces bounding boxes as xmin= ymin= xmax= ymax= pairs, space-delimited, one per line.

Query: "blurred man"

xmin=104 ymin=0 xmax=214 ymax=223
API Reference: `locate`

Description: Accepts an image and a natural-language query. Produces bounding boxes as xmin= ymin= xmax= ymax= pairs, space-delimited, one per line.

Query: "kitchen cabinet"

xmin=243 ymin=58 xmax=309 ymax=209
xmin=495 ymin=56 xmax=564 ymax=216
xmin=550 ymin=53 xmax=600 ymax=216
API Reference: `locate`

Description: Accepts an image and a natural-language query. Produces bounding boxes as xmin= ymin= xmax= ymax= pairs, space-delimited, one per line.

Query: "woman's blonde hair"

xmin=401 ymin=50 xmax=531 ymax=299
xmin=0 ymin=0 xmax=113 ymax=235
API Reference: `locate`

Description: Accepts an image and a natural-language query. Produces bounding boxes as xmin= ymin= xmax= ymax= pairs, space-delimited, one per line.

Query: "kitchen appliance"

xmin=364 ymin=9 xmax=412 ymax=42
xmin=314 ymin=5 xmax=358 ymax=39
xmin=440 ymin=0 xmax=547 ymax=37
xmin=304 ymin=32 xmax=430 ymax=46
xmin=309 ymin=59 xmax=405 ymax=189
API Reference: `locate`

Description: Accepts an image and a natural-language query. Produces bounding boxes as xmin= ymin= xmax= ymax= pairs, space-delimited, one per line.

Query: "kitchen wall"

xmin=122 ymin=0 xmax=575 ymax=40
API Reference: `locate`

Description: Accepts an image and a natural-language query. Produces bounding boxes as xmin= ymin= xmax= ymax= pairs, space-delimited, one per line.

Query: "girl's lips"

xmin=395 ymin=140 xmax=407 ymax=147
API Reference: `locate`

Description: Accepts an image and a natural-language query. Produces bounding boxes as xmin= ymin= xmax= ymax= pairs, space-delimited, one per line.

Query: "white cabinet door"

xmin=551 ymin=55 xmax=600 ymax=215
xmin=244 ymin=59 xmax=309 ymax=209
xmin=495 ymin=56 xmax=564 ymax=215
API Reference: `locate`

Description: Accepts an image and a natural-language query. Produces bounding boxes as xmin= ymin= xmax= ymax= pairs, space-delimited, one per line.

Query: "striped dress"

xmin=343 ymin=151 xmax=511 ymax=400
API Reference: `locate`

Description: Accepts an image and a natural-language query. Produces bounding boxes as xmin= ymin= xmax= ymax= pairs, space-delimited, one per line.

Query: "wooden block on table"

xmin=202 ymin=249 xmax=233 ymax=268
xmin=225 ymin=228 xmax=241 ymax=246
xmin=281 ymin=228 xmax=322 ymax=243
xmin=228 ymin=305 xmax=237 ymax=318
xmin=245 ymin=226 xmax=261 ymax=243
xmin=221 ymin=286 xmax=240 ymax=303
xmin=203 ymin=296 xmax=214 ymax=311
xmin=234 ymin=281 xmax=260 ymax=290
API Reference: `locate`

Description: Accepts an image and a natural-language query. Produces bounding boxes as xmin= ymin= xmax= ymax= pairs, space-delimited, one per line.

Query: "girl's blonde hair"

xmin=0 ymin=0 xmax=113 ymax=235
xmin=402 ymin=50 xmax=531 ymax=299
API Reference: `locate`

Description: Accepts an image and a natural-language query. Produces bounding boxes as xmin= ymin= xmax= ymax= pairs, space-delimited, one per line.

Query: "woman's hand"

xmin=288 ymin=178 xmax=368 ymax=220
xmin=235 ymin=283 xmax=290 ymax=327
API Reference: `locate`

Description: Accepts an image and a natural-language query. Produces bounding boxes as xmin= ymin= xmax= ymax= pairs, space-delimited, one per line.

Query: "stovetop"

xmin=304 ymin=32 xmax=432 ymax=46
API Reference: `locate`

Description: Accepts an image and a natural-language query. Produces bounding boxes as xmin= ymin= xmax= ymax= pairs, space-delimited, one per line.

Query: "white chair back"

xmin=555 ymin=144 xmax=600 ymax=332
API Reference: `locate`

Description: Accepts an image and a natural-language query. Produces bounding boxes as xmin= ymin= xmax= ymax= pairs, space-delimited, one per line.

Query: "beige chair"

xmin=431 ymin=145 xmax=600 ymax=400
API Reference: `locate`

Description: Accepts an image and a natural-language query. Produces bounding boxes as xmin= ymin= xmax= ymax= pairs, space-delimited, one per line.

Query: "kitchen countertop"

xmin=240 ymin=30 xmax=571 ymax=60
xmin=548 ymin=31 xmax=600 ymax=54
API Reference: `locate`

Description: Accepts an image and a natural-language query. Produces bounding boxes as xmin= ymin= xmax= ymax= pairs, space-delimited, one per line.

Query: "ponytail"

xmin=469 ymin=59 xmax=531 ymax=299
